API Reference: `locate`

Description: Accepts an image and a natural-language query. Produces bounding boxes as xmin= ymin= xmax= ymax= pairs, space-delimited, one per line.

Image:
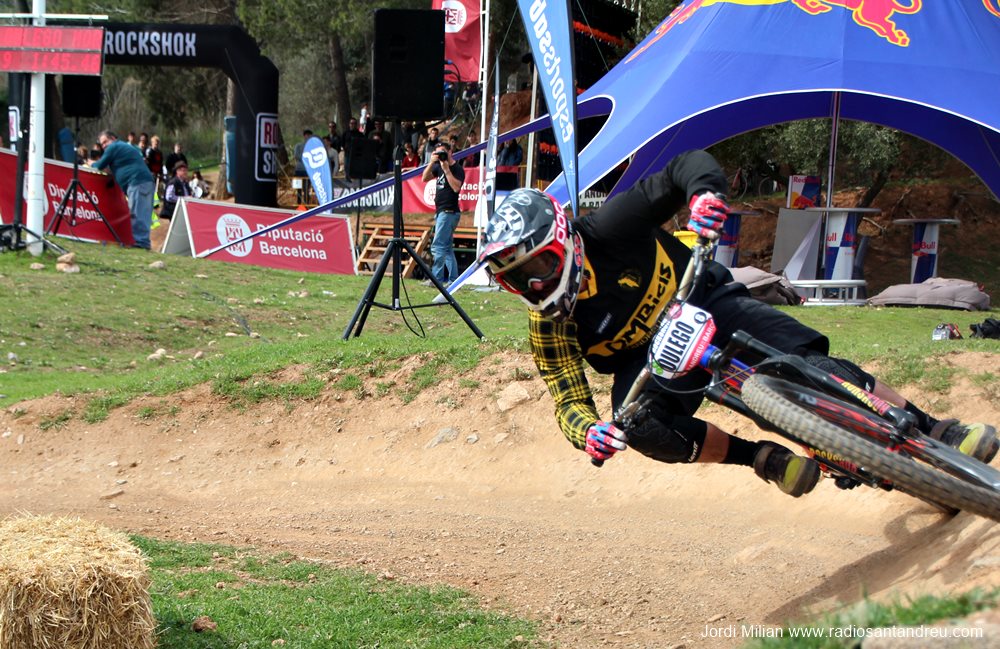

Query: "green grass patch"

xmin=38 ymin=409 xmax=74 ymax=431
xmin=131 ymin=536 xmax=537 ymax=649
xmin=777 ymin=305 xmax=1000 ymax=387
xmin=0 ymin=241 xmax=527 ymax=413
xmin=744 ymin=588 xmax=1000 ymax=648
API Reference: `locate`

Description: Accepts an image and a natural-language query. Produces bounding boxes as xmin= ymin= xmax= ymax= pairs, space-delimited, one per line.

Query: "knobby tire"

xmin=741 ymin=374 xmax=1000 ymax=522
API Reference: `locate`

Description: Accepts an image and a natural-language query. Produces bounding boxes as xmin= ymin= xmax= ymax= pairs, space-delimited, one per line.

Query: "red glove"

xmin=687 ymin=192 xmax=729 ymax=240
xmin=585 ymin=421 xmax=628 ymax=462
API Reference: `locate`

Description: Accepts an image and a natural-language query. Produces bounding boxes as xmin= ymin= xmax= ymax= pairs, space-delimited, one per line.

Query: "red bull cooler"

xmin=895 ymin=218 xmax=959 ymax=283
xmin=823 ymin=209 xmax=859 ymax=281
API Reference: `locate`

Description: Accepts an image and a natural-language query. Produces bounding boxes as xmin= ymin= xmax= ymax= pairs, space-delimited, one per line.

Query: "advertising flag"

xmin=433 ymin=0 xmax=482 ymax=83
xmin=475 ymin=60 xmax=501 ymax=230
xmin=516 ymin=0 xmax=579 ymax=218
xmin=301 ymin=136 xmax=333 ymax=210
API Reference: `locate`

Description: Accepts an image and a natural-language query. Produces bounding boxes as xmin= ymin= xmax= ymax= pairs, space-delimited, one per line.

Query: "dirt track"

xmin=3 ymin=351 xmax=1000 ymax=648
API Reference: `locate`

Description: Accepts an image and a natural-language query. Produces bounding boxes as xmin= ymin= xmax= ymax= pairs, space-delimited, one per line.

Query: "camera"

xmin=435 ymin=151 xmax=447 ymax=161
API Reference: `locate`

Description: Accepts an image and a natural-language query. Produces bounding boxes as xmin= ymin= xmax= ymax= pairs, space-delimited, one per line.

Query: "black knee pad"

xmin=626 ymin=412 xmax=708 ymax=464
xmin=803 ymin=352 xmax=875 ymax=391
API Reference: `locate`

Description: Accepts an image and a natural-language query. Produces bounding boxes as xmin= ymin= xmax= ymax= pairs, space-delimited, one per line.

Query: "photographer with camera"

xmin=420 ymin=141 xmax=465 ymax=286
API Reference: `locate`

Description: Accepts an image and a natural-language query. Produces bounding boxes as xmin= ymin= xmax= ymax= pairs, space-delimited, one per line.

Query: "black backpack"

xmin=970 ymin=317 xmax=1000 ymax=339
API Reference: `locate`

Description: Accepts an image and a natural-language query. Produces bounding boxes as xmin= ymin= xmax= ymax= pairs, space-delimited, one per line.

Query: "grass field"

xmin=135 ymin=536 xmax=536 ymax=648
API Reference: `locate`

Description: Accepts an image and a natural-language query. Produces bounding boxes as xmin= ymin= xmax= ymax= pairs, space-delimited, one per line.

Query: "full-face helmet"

xmin=479 ymin=188 xmax=584 ymax=322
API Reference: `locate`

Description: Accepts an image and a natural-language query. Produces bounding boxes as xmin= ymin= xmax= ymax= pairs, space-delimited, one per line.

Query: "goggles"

xmin=492 ymin=244 xmax=565 ymax=304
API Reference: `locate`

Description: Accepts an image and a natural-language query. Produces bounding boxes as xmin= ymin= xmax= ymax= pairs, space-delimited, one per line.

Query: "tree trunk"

xmin=329 ymin=32 xmax=352 ymax=131
xmin=859 ymin=170 xmax=889 ymax=208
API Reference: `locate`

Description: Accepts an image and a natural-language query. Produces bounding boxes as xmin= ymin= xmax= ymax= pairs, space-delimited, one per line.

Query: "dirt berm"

xmin=2 ymin=350 xmax=999 ymax=647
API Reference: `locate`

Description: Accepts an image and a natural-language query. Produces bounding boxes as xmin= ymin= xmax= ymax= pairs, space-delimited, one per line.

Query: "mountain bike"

xmin=598 ymin=229 xmax=1000 ymax=522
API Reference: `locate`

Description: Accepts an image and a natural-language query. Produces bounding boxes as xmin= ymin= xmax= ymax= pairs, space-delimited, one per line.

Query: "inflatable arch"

xmin=103 ymin=23 xmax=279 ymax=207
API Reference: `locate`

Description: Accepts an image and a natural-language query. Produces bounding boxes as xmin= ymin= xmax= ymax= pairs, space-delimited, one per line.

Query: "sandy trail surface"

xmin=3 ymin=351 xmax=999 ymax=648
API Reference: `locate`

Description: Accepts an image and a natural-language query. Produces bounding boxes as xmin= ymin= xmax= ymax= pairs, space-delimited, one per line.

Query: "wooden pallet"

xmin=355 ymin=223 xmax=431 ymax=277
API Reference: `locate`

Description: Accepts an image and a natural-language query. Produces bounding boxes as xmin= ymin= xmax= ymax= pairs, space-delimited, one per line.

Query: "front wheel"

xmin=741 ymin=374 xmax=1000 ymax=522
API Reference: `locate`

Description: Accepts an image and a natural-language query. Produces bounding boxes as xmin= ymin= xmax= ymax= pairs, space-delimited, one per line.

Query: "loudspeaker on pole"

xmin=62 ymin=76 xmax=103 ymax=119
xmin=371 ymin=9 xmax=445 ymax=121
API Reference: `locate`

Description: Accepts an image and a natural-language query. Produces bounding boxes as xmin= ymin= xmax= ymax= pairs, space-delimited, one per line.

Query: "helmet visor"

xmin=493 ymin=248 xmax=564 ymax=303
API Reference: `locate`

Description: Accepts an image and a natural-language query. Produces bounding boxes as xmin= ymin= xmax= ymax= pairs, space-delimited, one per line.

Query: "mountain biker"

xmin=478 ymin=150 xmax=998 ymax=497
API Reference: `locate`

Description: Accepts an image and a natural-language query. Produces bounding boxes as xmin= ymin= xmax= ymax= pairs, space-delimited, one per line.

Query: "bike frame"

xmin=612 ymin=234 xmax=1000 ymax=493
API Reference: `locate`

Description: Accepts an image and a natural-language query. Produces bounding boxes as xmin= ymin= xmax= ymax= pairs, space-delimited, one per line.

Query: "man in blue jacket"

xmin=89 ymin=130 xmax=155 ymax=249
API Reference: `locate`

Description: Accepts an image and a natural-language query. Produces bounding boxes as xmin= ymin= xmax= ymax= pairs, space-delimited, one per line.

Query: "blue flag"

xmin=302 ymin=136 xmax=333 ymax=210
xmin=517 ymin=0 xmax=578 ymax=217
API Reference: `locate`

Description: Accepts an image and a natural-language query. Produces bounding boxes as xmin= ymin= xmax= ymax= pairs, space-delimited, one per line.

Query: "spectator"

xmin=422 ymin=127 xmax=441 ymax=165
xmin=370 ymin=120 xmax=393 ymax=173
xmin=326 ymin=121 xmax=342 ymax=172
xmin=497 ymin=138 xmax=524 ymax=167
xmin=126 ymin=132 xmax=139 ymax=149
xmin=145 ymin=135 xmax=165 ymax=199
xmin=160 ymin=160 xmax=192 ymax=220
xmin=342 ymin=118 xmax=365 ymax=182
xmin=401 ymin=121 xmax=419 ymax=152
xmin=292 ymin=129 xmax=313 ymax=204
xmin=359 ymin=102 xmax=370 ymax=133
xmin=462 ymin=83 xmax=481 ymax=116
xmin=75 ymin=145 xmax=88 ymax=165
xmin=189 ymin=170 xmax=208 ymax=198
xmin=497 ymin=138 xmax=524 ymax=190
xmin=402 ymin=142 xmax=420 ymax=169
xmin=137 ymin=132 xmax=148 ymax=152
xmin=462 ymin=134 xmax=481 ymax=168
xmin=163 ymin=143 xmax=188 ymax=179
xmin=88 ymin=130 xmax=155 ymax=250
xmin=420 ymin=141 xmax=465 ymax=286
xmin=323 ymin=135 xmax=339 ymax=177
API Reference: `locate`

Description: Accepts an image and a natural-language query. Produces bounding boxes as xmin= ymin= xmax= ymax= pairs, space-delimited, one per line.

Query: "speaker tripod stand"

xmin=45 ymin=117 xmax=124 ymax=246
xmin=343 ymin=120 xmax=482 ymax=340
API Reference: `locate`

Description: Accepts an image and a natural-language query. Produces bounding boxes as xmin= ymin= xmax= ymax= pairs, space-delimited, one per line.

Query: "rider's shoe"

xmin=929 ymin=420 xmax=999 ymax=464
xmin=753 ymin=442 xmax=821 ymax=498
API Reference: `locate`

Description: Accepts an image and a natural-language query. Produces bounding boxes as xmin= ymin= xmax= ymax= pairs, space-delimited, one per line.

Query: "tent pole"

xmin=476 ymin=0 xmax=490 ymax=252
xmin=525 ymin=65 xmax=539 ymax=188
xmin=826 ymin=91 xmax=841 ymax=208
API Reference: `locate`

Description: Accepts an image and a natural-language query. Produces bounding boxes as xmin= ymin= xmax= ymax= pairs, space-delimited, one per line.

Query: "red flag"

xmin=433 ymin=0 xmax=481 ymax=83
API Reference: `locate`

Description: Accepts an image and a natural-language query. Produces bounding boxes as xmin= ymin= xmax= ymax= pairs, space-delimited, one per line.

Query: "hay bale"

xmin=0 ymin=514 xmax=156 ymax=649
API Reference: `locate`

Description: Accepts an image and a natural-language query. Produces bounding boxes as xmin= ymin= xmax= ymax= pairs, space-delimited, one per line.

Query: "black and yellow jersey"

xmin=529 ymin=150 xmax=727 ymax=449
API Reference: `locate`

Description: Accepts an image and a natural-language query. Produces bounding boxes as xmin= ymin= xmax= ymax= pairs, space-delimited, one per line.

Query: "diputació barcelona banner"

xmin=0 ymin=149 xmax=134 ymax=246
xmin=163 ymin=198 xmax=357 ymax=275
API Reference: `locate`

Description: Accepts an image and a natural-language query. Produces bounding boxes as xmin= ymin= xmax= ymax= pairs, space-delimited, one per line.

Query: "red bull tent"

xmin=525 ymin=0 xmax=1000 ymax=204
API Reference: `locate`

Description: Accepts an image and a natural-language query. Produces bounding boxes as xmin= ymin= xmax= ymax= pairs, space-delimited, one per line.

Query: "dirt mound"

xmin=2 ymin=351 xmax=999 ymax=647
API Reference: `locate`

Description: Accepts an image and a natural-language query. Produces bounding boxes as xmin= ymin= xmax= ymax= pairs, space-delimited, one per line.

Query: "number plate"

xmin=649 ymin=303 xmax=716 ymax=380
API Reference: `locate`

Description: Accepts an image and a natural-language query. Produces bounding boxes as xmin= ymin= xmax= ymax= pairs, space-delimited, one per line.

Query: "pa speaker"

xmin=348 ymin=137 xmax=379 ymax=180
xmin=371 ymin=9 xmax=445 ymax=121
xmin=62 ymin=75 xmax=102 ymax=118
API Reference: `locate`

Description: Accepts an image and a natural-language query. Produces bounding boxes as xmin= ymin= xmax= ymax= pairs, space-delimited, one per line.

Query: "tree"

xmin=237 ymin=0 xmax=421 ymax=136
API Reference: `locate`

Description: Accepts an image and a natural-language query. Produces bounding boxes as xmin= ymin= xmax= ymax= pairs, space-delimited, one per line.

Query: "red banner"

xmin=401 ymin=165 xmax=485 ymax=212
xmin=433 ymin=0 xmax=481 ymax=83
xmin=0 ymin=149 xmax=134 ymax=246
xmin=174 ymin=199 xmax=357 ymax=275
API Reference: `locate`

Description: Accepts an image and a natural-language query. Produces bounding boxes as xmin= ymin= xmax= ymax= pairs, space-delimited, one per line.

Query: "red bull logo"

xmin=987 ymin=0 xmax=1000 ymax=19
xmin=627 ymin=0 xmax=934 ymax=63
